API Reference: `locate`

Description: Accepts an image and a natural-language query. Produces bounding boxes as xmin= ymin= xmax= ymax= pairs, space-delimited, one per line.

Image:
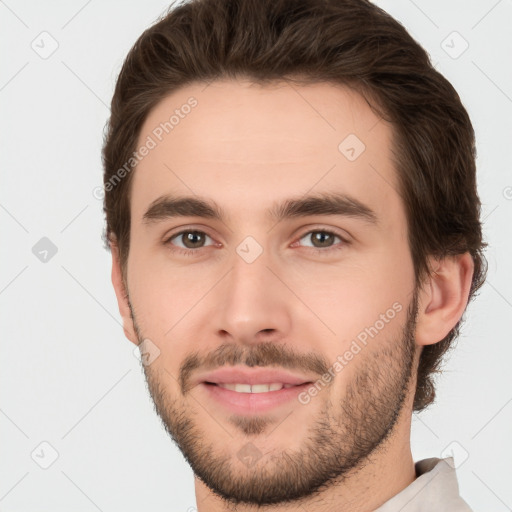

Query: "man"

xmin=102 ymin=0 xmax=486 ymax=510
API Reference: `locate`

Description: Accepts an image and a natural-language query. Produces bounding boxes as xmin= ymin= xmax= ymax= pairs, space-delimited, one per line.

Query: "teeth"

xmin=217 ymin=383 xmax=292 ymax=393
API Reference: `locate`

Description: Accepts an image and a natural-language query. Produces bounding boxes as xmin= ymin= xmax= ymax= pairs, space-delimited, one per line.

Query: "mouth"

xmin=193 ymin=366 xmax=316 ymax=415
xmin=204 ymin=382 xmax=300 ymax=393
xmin=199 ymin=381 xmax=313 ymax=414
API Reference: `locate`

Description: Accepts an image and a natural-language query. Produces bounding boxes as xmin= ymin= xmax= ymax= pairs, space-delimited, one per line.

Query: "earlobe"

xmin=415 ymin=252 xmax=474 ymax=347
xmin=110 ymin=240 xmax=139 ymax=346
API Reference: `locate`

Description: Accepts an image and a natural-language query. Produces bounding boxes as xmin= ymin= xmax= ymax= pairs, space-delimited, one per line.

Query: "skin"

xmin=110 ymin=79 xmax=474 ymax=511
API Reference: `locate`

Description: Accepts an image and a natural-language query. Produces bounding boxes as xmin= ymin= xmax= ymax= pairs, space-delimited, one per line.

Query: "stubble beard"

xmin=133 ymin=293 xmax=418 ymax=507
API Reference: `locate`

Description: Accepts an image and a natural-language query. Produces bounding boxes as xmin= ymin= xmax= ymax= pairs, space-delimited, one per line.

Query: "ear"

xmin=415 ymin=252 xmax=474 ymax=347
xmin=110 ymin=240 xmax=139 ymax=346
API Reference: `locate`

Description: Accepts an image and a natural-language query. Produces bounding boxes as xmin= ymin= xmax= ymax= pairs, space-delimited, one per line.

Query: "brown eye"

xmin=183 ymin=231 xmax=205 ymax=248
xmin=299 ymin=230 xmax=341 ymax=249
xmin=310 ymin=231 xmax=336 ymax=248
xmin=167 ymin=230 xmax=213 ymax=250
xmin=292 ymin=228 xmax=349 ymax=256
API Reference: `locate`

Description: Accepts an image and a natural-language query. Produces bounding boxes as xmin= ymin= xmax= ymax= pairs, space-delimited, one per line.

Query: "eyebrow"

xmin=142 ymin=192 xmax=378 ymax=226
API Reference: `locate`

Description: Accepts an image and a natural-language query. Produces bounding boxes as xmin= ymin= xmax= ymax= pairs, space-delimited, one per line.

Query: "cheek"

xmin=128 ymin=239 xmax=217 ymax=330
xmin=294 ymin=253 xmax=413 ymax=344
xmin=127 ymin=254 xmax=231 ymax=383
xmin=127 ymin=226 xmax=414 ymax=376
xmin=317 ymin=294 xmax=411 ymax=403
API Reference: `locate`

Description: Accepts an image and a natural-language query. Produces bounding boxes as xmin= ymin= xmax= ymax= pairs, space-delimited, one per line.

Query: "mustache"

xmin=179 ymin=341 xmax=330 ymax=394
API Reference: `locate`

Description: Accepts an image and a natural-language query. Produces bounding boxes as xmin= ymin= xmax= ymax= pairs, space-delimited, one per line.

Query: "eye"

xmin=164 ymin=230 xmax=215 ymax=256
xmin=294 ymin=229 xmax=348 ymax=254
xmin=163 ymin=227 xmax=349 ymax=257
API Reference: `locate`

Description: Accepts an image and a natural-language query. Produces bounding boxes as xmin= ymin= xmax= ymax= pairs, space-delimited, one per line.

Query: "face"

xmin=121 ymin=79 xmax=420 ymax=506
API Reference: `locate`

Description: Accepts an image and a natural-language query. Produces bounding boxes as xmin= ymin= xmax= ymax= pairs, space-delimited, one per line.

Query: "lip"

xmin=193 ymin=366 xmax=315 ymax=415
xmin=199 ymin=381 xmax=312 ymax=415
xmin=193 ymin=366 xmax=314 ymax=387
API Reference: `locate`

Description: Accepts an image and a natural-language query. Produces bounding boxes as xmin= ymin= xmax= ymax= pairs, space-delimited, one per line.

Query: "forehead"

xmin=130 ymin=79 xmax=403 ymax=229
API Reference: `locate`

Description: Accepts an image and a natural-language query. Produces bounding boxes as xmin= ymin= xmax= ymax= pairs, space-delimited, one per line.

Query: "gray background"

xmin=1 ymin=0 xmax=511 ymax=510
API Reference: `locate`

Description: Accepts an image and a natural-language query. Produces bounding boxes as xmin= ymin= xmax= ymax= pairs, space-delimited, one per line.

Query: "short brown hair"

xmin=102 ymin=0 xmax=487 ymax=411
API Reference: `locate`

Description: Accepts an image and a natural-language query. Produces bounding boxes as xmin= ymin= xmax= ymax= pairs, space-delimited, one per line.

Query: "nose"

xmin=213 ymin=248 xmax=292 ymax=345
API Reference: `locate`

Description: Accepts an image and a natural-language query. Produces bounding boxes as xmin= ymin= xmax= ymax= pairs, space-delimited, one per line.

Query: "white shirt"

xmin=375 ymin=457 xmax=473 ymax=511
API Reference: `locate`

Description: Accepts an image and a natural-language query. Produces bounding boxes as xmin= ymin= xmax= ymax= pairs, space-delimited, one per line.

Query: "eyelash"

xmin=163 ymin=228 xmax=349 ymax=257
